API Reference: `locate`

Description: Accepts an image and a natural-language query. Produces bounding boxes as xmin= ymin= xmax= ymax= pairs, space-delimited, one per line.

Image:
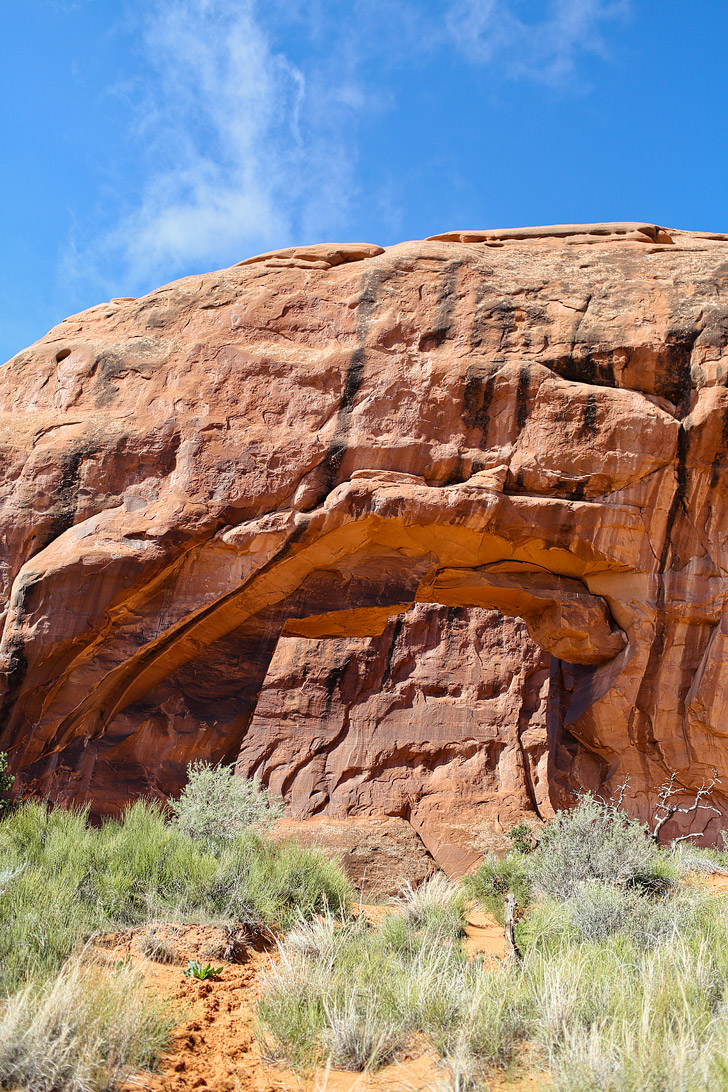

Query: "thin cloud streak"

xmin=446 ymin=0 xmax=630 ymax=84
xmin=96 ymin=0 xmax=362 ymax=286
xmin=76 ymin=0 xmax=631 ymax=293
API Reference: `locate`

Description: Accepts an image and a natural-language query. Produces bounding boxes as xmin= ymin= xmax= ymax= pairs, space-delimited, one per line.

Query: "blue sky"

xmin=2 ymin=0 xmax=727 ymax=364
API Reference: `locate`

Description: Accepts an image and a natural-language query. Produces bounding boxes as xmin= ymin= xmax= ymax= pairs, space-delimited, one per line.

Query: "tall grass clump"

xmin=0 ymin=956 xmax=175 ymax=1092
xmin=0 ymin=793 xmax=350 ymax=996
xmin=395 ymin=874 xmax=467 ymax=939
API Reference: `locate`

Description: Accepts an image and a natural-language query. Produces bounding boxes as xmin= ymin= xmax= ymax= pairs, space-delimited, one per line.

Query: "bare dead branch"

xmin=504 ymin=893 xmax=521 ymax=962
xmin=648 ymin=769 xmax=723 ymax=845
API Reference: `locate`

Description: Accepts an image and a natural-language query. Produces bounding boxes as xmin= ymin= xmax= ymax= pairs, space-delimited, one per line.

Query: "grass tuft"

xmin=0 ymin=955 xmax=176 ymax=1092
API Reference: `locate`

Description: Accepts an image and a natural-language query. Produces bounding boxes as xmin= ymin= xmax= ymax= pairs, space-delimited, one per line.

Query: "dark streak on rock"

xmin=462 ymin=362 xmax=499 ymax=439
xmin=516 ymin=366 xmax=530 ymax=431
xmin=627 ymin=425 xmax=689 ymax=751
xmin=581 ymin=392 xmax=598 ymax=435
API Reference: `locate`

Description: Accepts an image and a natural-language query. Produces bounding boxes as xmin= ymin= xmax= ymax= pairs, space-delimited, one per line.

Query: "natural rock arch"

xmin=2 ymin=223 xmax=728 ymax=853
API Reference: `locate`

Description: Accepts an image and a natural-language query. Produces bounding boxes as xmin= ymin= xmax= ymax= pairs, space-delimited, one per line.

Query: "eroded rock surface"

xmin=3 ymin=223 xmax=728 ymax=853
xmin=240 ymin=605 xmax=550 ymax=873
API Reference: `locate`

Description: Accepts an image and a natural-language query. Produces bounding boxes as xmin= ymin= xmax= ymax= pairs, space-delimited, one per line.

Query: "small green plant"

xmin=461 ymin=852 xmax=532 ymax=922
xmin=182 ymin=960 xmax=222 ymax=980
xmin=507 ymin=821 xmax=538 ymax=855
xmin=169 ymin=761 xmax=284 ymax=850
xmin=0 ymin=752 xmax=15 ymax=815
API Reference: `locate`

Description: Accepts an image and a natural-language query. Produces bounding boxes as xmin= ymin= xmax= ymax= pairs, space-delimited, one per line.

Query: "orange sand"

xmin=108 ymin=914 xmax=546 ymax=1092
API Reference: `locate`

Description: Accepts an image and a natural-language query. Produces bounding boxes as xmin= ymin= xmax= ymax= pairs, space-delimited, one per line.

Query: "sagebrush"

xmin=168 ymin=761 xmax=283 ymax=848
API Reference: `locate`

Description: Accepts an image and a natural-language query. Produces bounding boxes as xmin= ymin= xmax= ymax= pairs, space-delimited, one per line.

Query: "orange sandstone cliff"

xmin=2 ymin=222 xmax=728 ymax=867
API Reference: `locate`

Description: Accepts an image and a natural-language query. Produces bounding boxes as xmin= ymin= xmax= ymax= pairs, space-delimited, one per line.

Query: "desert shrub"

xmin=0 ymin=798 xmax=351 ymax=996
xmin=0 ymin=956 xmax=175 ymax=1092
xmin=562 ymin=880 xmax=701 ymax=947
xmin=461 ymin=852 xmax=532 ymax=922
xmin=568 ymin=881 xmax=633 ymax=943
xmin=626 ymin=886 xmax=712 ymax=950
xmin=530 ymin=794 xmax=662 ymax=899
xmin=168 ymin=762 xmax=283 ymax=849
xmin=0 ymin=752 xmax=14 ymax=815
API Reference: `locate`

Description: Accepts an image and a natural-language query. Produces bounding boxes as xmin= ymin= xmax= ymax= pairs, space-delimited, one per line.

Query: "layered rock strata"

xmin=2 ymin=223 xmax=728 ymax=853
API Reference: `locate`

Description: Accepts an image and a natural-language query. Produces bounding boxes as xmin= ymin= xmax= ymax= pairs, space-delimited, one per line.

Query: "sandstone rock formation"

xmin=3 ymin=222 xmax=728 ymax=862
xmin=240 ymin=605 xmax=551 ymax=873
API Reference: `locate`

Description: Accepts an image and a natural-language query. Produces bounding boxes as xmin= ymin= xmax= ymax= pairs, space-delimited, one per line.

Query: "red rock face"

xmin=3 ymin=224 xmax=728 ymax=856
xmin=239 ymin=605 xmax=551 ymax=873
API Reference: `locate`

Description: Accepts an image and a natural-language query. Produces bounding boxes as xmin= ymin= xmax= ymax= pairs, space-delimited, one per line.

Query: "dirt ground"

xmin=108 ymin=909 xmax=544 ymax=1092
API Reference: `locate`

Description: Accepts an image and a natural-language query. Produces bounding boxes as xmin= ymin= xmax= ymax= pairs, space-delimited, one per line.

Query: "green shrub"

xmin=0 ymin=751 xmax=14 ymax=814
xmin=530 ymin=794 xmax=661 ymax=899
xmin=168 ymin=761 xmax=283 ymax=849
xmin=461 ymin=852 xmax=532 ymax=922
xmin=507 ymin=821 xmax=538 ymax=855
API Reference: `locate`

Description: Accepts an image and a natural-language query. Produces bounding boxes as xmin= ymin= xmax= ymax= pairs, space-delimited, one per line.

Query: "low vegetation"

xmin=0 ymin=957 xmax=176 ymax=1092
xmin=0 ymin=758 xmax=351 ymax=1091
xmin=4 ymin=750 xmax=728 ymax=1092
xmin=259 ymin=794 xmax=728 ymax=1092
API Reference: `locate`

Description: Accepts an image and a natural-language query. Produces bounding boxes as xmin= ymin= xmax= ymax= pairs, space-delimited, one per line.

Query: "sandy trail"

xmin=107 ymin=909 xmax=541 ymax=1092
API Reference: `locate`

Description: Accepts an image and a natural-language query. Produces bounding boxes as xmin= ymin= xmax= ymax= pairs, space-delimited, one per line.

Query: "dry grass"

xmin=0 ymin=955 xmax=176 ymax=1092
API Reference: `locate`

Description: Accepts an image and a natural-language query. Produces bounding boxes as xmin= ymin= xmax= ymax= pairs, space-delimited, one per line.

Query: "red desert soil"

xmin=101 ymin=915 xmax=545 ymax=1092
xmin=701 ymin=874 xmax=728 ymax=894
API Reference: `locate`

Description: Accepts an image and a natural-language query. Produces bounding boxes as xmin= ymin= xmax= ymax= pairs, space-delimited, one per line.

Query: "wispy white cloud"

xmin=72 ymin=0 xmax=630 ymax=293
xmin=95 ymin=0 xmax=364 ymax=285
xmin=446 ymin=0 xmax=630 ymax=84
